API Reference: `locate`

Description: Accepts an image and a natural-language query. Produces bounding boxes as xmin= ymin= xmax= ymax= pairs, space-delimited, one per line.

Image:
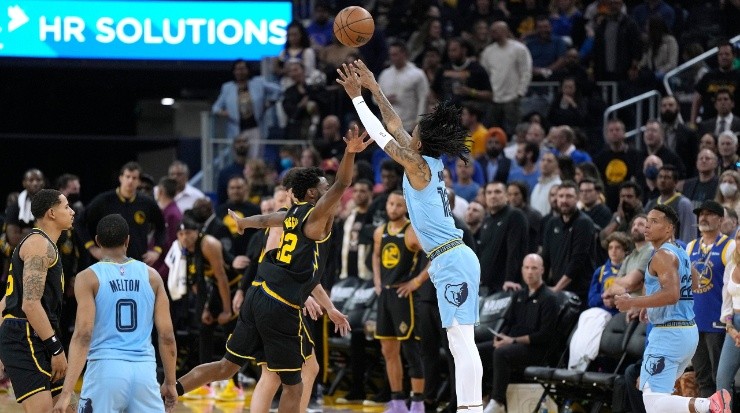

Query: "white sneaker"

xmin=482 ymin=400 xmax=506 ymax=413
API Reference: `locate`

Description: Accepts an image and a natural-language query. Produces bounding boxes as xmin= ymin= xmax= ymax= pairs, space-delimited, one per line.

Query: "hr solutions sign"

xmin=0 ymin=1 xmax=291 ymax=60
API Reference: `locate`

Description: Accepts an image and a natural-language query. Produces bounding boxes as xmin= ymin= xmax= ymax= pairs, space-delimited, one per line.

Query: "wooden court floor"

xmin=0 ymin=389 xmax=386 ymax=413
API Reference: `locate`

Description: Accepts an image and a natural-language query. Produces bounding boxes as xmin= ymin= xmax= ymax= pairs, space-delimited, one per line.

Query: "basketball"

xmin=333 ymin=6 xmax=374 ymax=47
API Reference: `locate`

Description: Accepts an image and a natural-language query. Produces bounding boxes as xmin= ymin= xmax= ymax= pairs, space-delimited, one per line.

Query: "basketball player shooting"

xmin=337 ymin=61 xmax=484 ymax=412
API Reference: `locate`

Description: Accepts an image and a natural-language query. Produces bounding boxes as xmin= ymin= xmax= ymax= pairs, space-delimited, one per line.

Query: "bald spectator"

xmin=167 ymin=160 xmax=205 ymax=212
xmin=681 ymin=149 xmax=720 ymax=209
xmin=641 ymin=120 xmax=685 ymax=178
xmin=594 ymin=119 xmax=644 ymax=211
xmin=480 ymin=21 xmax=533 ymax=134
xmin=549 ymin=125 xmax=592 ymax=165
xmin=530 ymin=152 xmax=562 ymax=216
xmin=315 ymin=115 xmax=345 ymax=160
xmin=377 ymin=41 xmax=430 ymax=132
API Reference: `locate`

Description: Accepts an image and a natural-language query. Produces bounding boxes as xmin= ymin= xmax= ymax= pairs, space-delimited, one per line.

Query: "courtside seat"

xmin=474 ymin=290 xmax=515 ymax=344
xmin=581 ymin=320 xmax=646 ymax=389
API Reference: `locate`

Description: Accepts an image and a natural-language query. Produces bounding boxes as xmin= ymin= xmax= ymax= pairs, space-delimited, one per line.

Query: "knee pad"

xmin=401 ymin=339 xmax=423 ymax=379
xmin=277 ymin=370 xmax=302 ymax=386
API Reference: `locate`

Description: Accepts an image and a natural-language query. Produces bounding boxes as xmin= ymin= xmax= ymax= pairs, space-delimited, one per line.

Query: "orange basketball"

xmin=333 ymin=6 xmax=374 ymax=47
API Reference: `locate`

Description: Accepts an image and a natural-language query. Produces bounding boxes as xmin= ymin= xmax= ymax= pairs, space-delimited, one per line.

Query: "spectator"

xmin=594 ymin=119 xmax=645 ymax=210
xmin=4 ymin=168 xmax=45 ymax=253
xmin=687 ymin=200 xmax=736 ymax=397
xmin=549 ymin=125 xmax=592 ymax=164
xmin=644 ymin=165 xmax=697 ymax=244
xmin=507 ymin=181 xmax=543 ymax=253
xmin=525 ymin=122 xmax=547 ymax=149
xmin=464 ymin=18 xmax=492 ymax=56
xmin=615 ymin=213 xmax=653 ymax=288
xmin=549 ymin=0 xmax=587 ymax=47
xmin=638 ymin=17 xmax=678 ymax=82
xmin=716 ymin=131 xmax=740 ymax=174
xmin=465 ymin=201 xmax=486 ymax=238
xmin=504 ymin=122 xmax=530 ymax=160
xmin=462 ymin=103 xmax=492 ymax=158
xmin=691 ymin=42 xmax=740 ymax=125
xmin=507 ymin=142 xmax=541 ymax=192
xmin=542 ymin=181 xmax=596 ymax=302
xmin=167 ymin=160 xmax=206 ymax=212
xmin=600 ymin=181 xmax=644 ymax=242
xmin=407 ymin=18 xmax=447 ymax=64
xmin=591 ymin=0 xmax=642 ymax=82
xmin=717 ymin=230 xmax=740 ymax=397
xmin=215 ymin=175 xmax=260 ymax=256
xmin=579 ymin=177 xmax=611 ymax=230
xmin=721 ymin=207 xmax=739 ymax=238
xmin=568 ymin=231 xmax=631 ymax=371
xmin=306 ymin=2 xmax=333 ymax=48
xmin=550 ymin=48 xmax=591 ymax=95
xmin=212 ymin=60 xmax=281 ymax=154
xmin=574 ymin=161 xmax=603 ymax=186
xmin=453 ymin=156 xmax=481 ymax=202
xmin=642 ymin=154 xmax=664 ymax=203
xmin=641 ymin=120 xmax=685 ymax=179
xmin=432 ymin=38 xmax=492 ymax=107
xmin=315 ymin=115 xmax=345 ymax=160
xmin=477 ymin=182 xmax=529 ymax=292
xmin=699 ymin=133 xmax=719 ymax=154
xmin=137 ymin=173 xmax=155 ymax=198
xmin=476 ymin=128 xmax=516 ymax=183
xmin=275 ymin=21 xmax=319 ymax=88
xmin=698 ymin=90 xmax=740 ymax=138
xmin=75 ymin=161 xmax=165 ymax=265
xmin=339 ymin=180 xmax=373 ymax=280
xmin=377 ymin=41 xmax=430 ymax=133
xmin=483 ymin=254 xmax=558 ymax=413
xmin=154 ymin=177 xmax=182 ymax=277
xmin=300 ymin=147 xmax=322 ymax=168
xmin=525 ymin=15 xmax=568 ymax=80
xmin=682 ymin=149 xmax=720 ymax=209
xmin=531 ymin=152 xmax=562 ymax=216
xmin=547 ymin=77 xmax=590 ymax=129
xmin=660 ymin=95 xmax=698 ymax=177
xmin=281 ymin=60 xmax=327 ymax=141
xmin=216 ymin=134 xmax=250 ymax=205
xmin=716 ymin=170 xmax=740 ymax=218
xmin=480 ymin=21 xmax=533 ymax=134
xmin=631 ymin=0 xmax=675 ymax=32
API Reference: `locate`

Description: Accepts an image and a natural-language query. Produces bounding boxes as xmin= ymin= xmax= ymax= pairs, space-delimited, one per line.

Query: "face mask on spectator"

xmin=720 ymin=182 xmax=738 ymax=197
xmin=644 ymin=165 xmax=659 ymax=180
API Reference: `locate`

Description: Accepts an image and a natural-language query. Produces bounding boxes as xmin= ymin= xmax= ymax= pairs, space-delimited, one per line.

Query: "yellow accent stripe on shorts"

xmin=16 ymin=386 xmax=47 ymax=402
xmin=26 ymin=324 xmax=51 ymax=377
xmin=251 ymin=281 xmax=300 ymax=309
xmin=224 ymin=334 xmax=250 ymax=359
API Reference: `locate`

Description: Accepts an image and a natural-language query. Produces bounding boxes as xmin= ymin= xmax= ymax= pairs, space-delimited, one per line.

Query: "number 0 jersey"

xmin=402 ymin=156 xmax=463 ymax=254
xmin=87 ymin=259 xmax=155 ymax=362
xmin=258 ymin=202 xmax=331 ymax=306
xmin=3 ymin=229 xmax=64 ymax=330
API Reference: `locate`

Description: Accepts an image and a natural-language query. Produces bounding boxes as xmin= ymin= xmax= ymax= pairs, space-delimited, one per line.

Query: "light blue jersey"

xmin=639 ymin=241 xmax=698 ymax=394
xmin=88 ymin=259 xmax=155 ymax=362
xmin=403 ymin=155 xmax=480 ymax=328
xmin=644 ymin=242 xmax=694 ymax=325
xmin=402 ymin=155 xmax=463 ymax=254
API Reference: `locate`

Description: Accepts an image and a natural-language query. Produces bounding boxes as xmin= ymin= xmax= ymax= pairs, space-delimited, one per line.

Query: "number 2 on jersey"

xmin=276 ymin=233 xmax=298 ymax=264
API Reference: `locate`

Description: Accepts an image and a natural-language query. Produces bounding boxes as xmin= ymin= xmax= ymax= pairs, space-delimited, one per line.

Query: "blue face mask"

xmin=645 ymin=165 xmax=659 ymax=180
xmin=280 ymin=158 xmax=293 ymax=170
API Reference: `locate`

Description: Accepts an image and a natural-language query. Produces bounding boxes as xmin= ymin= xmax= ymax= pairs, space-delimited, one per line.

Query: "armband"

xmin=43 ymin=334 xmax=64 ymax=356
xmin=352 ymin=96 xmax=393 ymax=149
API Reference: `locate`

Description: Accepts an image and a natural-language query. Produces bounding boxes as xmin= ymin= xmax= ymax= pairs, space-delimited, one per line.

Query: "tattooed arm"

xmin=20 ymin=234 xmax=57 ymax=341
xmin=336 ymin=61 xmax=431 ymax=190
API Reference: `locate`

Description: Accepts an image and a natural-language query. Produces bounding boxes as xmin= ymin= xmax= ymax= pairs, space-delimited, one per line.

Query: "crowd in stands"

xmin=2 ymin=0 xmax=740 ymax=411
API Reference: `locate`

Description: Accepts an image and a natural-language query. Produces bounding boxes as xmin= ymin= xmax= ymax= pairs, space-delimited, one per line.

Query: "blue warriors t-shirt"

xmin=402 ymin=156 xmax=463 ymax=253
xmin=88 ymin=259 xmax=155 ymax=362
xmin=686 ymin=235 xmax=732 ymax=332
xmin=645 ymin=242 xmax=694 ymax=325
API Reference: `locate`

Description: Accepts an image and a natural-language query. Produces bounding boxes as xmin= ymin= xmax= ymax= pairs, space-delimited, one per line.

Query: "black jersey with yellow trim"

xmin=379 ymin=221 xmax=418 ymax=286
xmin=3 ymin=228 xmax=64 ymax=329
xmin=258 ymin=202 xmax=331 ymax=306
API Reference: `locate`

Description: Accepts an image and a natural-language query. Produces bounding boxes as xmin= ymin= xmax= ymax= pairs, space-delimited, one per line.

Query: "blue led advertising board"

xmin=0 ymin=1 xmax=291 ymax=61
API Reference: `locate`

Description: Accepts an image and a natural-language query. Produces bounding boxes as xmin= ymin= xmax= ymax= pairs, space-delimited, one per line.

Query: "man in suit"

xmin=698 ymin=89 xmax=740 ymax=137
xmin=477 ymin=128 xmax=512 ymax=185
xmin=661 ymin=95 xmax=698 ymax=176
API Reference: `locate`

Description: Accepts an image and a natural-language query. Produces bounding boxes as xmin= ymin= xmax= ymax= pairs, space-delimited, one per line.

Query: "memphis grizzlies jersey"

xmin=402 ymin=155 xmax=463 ymax=254
xmin=88 ymin=259 xmax=155 ymax=362
xmin=645 ymin=242 xmax=694 ymax=325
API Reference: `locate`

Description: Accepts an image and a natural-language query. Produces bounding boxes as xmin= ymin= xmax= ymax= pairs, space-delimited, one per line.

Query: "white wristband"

xmin=352 ymin=96 xmax=393 ymax=149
